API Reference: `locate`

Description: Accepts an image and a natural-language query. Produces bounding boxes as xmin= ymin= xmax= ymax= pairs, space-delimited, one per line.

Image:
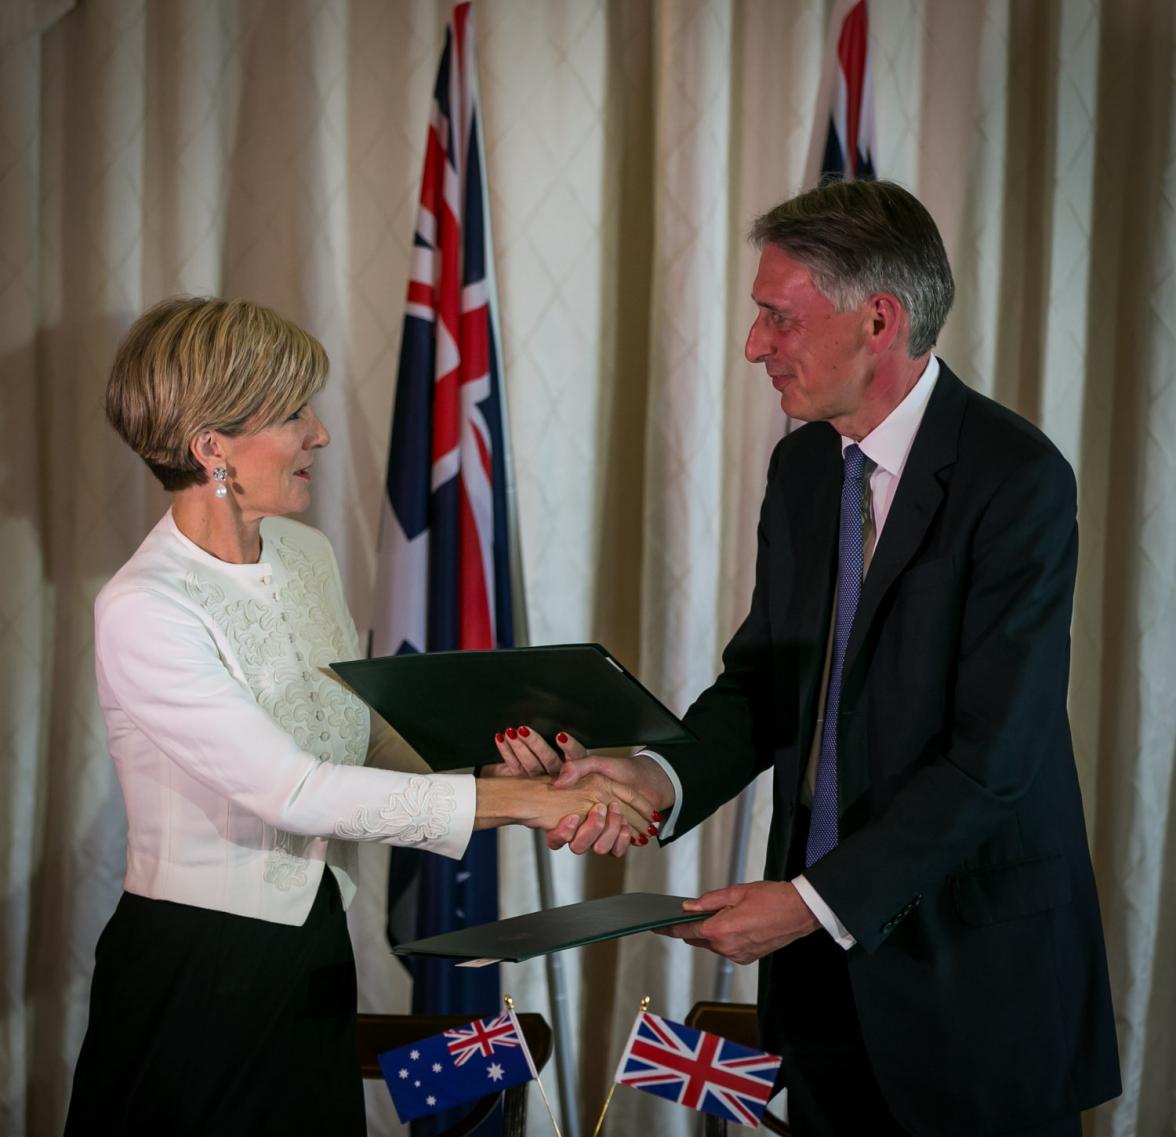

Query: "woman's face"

xmin=217 ymin=403 xmax=329 ymax=519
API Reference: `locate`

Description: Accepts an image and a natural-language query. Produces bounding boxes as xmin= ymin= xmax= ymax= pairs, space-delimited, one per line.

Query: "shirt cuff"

xmin=638 ymin=749 xmax=682 ymax=838
xmin=792 ymin=873 xmax=856 ymax=949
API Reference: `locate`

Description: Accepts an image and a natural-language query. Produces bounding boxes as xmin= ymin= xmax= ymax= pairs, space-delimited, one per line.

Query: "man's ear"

xmin=865 ymin=292 xmax=906 ymax=354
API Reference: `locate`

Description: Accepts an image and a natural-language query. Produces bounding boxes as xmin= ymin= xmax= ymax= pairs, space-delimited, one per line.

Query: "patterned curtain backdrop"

xmin=1 ymin=2 xmax=1173 ymax=1135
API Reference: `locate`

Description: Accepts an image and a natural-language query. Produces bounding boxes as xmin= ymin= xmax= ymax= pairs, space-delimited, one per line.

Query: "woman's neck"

xmin=171 ymin=490 xmax=264 ymax=564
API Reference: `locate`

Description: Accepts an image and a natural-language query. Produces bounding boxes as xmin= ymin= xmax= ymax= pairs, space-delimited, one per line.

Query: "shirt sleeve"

xmin=792 ymin=873 xmax=857 ymax=949
xmin=96 ymin=584 xmax=475 ymax=859
xmin=640 ymin=749 xmax=684 ymax=838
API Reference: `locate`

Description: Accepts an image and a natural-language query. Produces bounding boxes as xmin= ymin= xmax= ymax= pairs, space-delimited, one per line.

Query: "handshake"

xmin=471 ymin=725 xmax=820 ymax=964
xmin=472 ymin=727 xmax=676 ymax=858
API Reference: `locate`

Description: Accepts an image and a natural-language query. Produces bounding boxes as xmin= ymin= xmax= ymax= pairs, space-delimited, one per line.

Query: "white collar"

xmin=841 ymin=355 xmax=940 ymax=474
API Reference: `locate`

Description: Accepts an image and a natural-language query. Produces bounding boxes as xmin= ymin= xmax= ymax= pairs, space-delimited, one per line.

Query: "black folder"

xmin=331 ymin=643 xmax=693 ymax=770
xmin=392 ymin=892 xmax=708 ymax=962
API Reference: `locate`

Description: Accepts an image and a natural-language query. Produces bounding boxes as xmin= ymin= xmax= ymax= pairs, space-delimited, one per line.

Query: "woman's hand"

xmin=487 ymin=726 xmax=585 ymax=776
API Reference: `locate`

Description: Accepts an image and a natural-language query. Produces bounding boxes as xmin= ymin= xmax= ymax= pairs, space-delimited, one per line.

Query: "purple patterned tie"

xmin=806 ymin=443 xmax=868 ymax=867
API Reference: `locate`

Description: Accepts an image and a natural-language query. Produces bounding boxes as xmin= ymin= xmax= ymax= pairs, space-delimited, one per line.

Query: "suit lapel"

xmin=844 ymin=366 xmax=966 ymax=676
xmin=770 ymin=426 xmax=840 ymax=809
xmin=786 ymin=430 xmax=841 ymax=736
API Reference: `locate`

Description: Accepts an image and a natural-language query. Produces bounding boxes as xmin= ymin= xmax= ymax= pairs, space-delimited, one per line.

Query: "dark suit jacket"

xmin=658 ymin=364 xmax=1120 ymax=1136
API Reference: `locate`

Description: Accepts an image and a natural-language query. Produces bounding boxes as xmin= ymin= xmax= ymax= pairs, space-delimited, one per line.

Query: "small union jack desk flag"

xmin=614 ymin=1011 xmax=782 ymax=1129
xmin=379 ymin=1011 xmax=537 ymax=1123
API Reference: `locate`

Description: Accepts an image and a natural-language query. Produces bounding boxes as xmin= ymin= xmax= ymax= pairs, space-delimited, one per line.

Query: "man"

xmin=503 ymin=179 xmax=1120 ymax=1136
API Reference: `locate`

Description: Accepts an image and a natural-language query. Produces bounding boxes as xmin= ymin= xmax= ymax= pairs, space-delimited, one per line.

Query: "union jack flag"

xmin=373 ymin=3 xmax=513 ymax=1121
xmin=445 ymin=1012 xmax=524 ymax=1067
xmin=614 ymin=1011 xmax=782 ymax=1129
xmin=812 ymin=0 xmax=876 ymax=182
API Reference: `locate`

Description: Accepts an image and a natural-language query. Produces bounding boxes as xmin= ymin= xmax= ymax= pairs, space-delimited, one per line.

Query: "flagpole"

xmin=474 ymin=50 xmax=582 ymax=1137
xmin=592 ymin=995 xmax=650 ymax=1137
xmin=505 ymin=995 xmax=564 ymax=1137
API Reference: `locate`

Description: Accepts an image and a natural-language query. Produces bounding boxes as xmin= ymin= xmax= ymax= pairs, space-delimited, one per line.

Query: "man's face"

xmin=744 ymin=245 xmax=873 ymax=423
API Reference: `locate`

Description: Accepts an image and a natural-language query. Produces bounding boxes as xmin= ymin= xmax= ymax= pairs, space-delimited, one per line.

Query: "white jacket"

xmin=94 ymin=510 xmax=475 ymax=925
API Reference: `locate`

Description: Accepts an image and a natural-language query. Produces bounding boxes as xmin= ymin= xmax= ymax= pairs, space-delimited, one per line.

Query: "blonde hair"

xmin=107 ymin=297 xmax=328 ymax=490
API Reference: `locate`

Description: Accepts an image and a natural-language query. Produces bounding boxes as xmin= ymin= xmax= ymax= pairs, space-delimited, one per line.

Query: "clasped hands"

xmin=488 ymin=727 xmax=819 ymax=963
xmin=480 ymin=727 xmax=667 ymax=856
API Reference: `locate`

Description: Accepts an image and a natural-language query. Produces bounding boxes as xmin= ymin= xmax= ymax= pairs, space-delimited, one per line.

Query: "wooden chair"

xmin=356 ymin=1012 xmax=553 ymax=1137
xmin=685 ymin=1002 xmax=790 ymax=1136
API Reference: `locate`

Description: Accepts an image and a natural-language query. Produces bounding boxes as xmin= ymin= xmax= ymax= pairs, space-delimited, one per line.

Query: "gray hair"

xmin=749 ymin=180 xmax=954 ymax=357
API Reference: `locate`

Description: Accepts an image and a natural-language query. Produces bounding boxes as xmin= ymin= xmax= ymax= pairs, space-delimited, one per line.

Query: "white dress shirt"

xmin=649 ymin=356 xmax=940 ymax=948
xmin=95 ymin=510 xmax=476 ymax=926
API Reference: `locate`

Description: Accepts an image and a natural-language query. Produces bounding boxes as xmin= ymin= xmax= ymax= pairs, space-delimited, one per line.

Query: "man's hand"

xmin=656 ymin=880 xmax=821 ymax=964
xmin=472 ymin=771 xmax=655 ymax=855
xmin=489 ymin=729 xmax=675 ymax=857
xmin=548 ymin=752 xmax=674 ymax=855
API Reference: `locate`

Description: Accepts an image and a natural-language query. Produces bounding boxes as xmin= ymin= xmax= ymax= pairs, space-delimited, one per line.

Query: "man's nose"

xmin=745 ymin=314 xmax=768 ymax=362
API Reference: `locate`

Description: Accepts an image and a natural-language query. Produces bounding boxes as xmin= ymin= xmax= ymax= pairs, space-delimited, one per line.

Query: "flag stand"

xmin=591 ymin=995 xmax=651 ymax=1137
xmin=373 ymin=2 xmax=583 ymax=1130
xmin=505 ymin=994 xmax=564 ymax=1137
xmin=477 ymin=57 xmax=582 ymax=1137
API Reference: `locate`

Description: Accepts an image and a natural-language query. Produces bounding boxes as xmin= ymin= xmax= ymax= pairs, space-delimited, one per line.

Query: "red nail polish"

xmin=519 ymin=726 xmax=530 ymax=738
xmin=651 ymin=810 xmax=663 ymax=822
xmin=506 ymin=727 xmax=517 ymax=739
xmin=638 ymin=835 xmax=649 ymax=846
xmin=647 ymin=825 xmax=657 ymax=836
xmin=557 ymin=732 xmax=568 ymax=744
xmin=495 ymin=732 xmax=505 ymax=744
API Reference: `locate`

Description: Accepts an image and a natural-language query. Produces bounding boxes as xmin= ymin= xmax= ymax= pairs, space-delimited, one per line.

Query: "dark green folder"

xmin=331 ymin=643 xmax=693 ymax=770
xmin=392 ymin=892 xmax=709 ymax=962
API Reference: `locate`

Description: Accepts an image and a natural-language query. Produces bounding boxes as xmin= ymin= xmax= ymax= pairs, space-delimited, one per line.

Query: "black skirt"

xmin=65 ymin=870 xmax=366 ymax=1137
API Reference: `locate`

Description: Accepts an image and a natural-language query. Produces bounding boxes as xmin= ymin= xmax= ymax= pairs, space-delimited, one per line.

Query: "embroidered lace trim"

xmin=184 ymin=533 xmax=370 ymax=887
xmin=335 ymin=776 xmax=456 ymax=843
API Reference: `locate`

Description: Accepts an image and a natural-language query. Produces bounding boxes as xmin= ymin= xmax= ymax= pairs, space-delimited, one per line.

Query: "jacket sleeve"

xmin=804 ymin=449 xmax=1079 ymax=951
xmin=655 ymin=445 xmax=783 ymax=837
xmin=95 ymin=585 xmax=475 ymax=858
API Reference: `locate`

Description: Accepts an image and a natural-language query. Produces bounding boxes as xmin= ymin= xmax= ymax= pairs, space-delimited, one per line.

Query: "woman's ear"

xmin=190 ymin=430 xmax=226 ymax=473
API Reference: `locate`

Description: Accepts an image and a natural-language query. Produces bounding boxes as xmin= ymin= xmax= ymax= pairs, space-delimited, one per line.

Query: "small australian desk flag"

xmin=379 ymin=1011 xmax=537 ymax=1123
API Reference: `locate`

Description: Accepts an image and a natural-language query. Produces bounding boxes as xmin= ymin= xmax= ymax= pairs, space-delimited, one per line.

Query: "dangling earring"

xmin=212 ymin=466 xmax=228 ymax=498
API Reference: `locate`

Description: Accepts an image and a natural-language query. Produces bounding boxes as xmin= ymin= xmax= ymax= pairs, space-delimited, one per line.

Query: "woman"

xmin=65 ymin=297 xmax=650 ymax=1136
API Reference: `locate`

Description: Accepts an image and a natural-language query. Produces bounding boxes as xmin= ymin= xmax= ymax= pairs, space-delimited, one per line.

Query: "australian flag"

xmin=371 ymin=3 xmax=513 ymax=1130
xmin=615 ymin=1011 xmax=782 ymax=1129
xmin=380 ymin=1012 xmax=537 ymax=1124
xmin=818 ymin=0 xmax=876 ymax=181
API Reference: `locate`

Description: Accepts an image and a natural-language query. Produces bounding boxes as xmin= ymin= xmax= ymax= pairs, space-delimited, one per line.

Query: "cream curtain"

xmin=2 ymin=2 xmax=1173 ymax=1135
